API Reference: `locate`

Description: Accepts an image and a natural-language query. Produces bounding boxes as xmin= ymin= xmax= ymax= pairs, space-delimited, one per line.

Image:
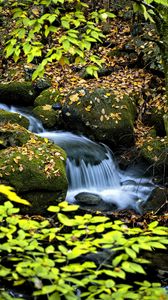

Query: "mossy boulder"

xmin=0 ymin=124 xmax=68 ymax=213
xmin=140 ymin=133 xmax=168 ymax=178
xmin=62 ymin=88 xmax=136 ymax=148
xmin=33 ymin=105 xmax=60 ymax=128
xmin=34 ymin=87 xmax=62 ymax=106
xmin=0 ymin=82 xmax=38 ymax=106
xmin=139 ymin=187 xmax=167 ymax=214
xmin=0 ymin=123 xmax=30 ymax=149
xmin=0 ymin=109 xmax=29 ymax=129
xmin=33 ymin=88 xmax=63 ymax=128
xmin=163 ymin=114 xmax=168 ymax=136
xmin=143 ymin=106 xmax=166 ymax=136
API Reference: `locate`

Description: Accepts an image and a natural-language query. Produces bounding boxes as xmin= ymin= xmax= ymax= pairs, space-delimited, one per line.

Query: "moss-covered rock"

xmin=0 ymin=124 xmax=68 ymax=213
xmin=34 ymin=87 xmax=62 ymax=106
xmin=140 ymin=133 xmax=168 ymax=178
xmin=0 ymin=123 xmax=30 ymax=149
xmin=62 ymin=88 xmax=136 ymax=148
xmin=143 ymin=106 xmax=166 ymax=136
xmin=0 ymin=109 xmax=29 ymax=129
xmin=33 ymin=105 xmax=60 ymax=128
xmin=163 ymin=114 xmax=168 ymax=136
xmin=139 ymin=187 xmax=167 ymax=214
xmin=0 ymin=82 xmax=38 ymax=106
xmin=32 ymin=88 xmax=63 ymax=128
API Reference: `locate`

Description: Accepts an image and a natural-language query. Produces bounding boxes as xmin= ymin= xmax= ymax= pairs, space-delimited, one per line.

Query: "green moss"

xmin=163 ymin=114 xmax=168 ymax=136
xmin=0 ymin=82 xmax=37 ymax=106
xmin=0 ymin=139 xmax=67 ymax=192
xmin=34 ymin=88 xmax=62 ymax=106
xmin=0 ymin=124 xmax=68 ymax=195
xmin=140 ymin=135 xmax=168 ymax=176
xmin=63 ymin=88 xmax=136 ymax=147
xmin=0 ymin=123 xmax=31 ymax=148
xmin=33 ymin=105 xmax=60 ymax=128
xmin=0 ymin=109 xmax=29 ymax=128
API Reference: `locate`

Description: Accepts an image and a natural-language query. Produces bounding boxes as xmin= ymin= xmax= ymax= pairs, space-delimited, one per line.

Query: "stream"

xmin=0 ymin=103 xmax=155 ymax=211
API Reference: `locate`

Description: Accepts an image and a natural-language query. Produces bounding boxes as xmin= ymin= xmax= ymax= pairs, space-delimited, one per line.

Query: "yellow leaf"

xmin=69 ymin=93 xmax=79 ymax=103
xmin=42 ymin=105 xmax=52 ymax=111
xmin=147 ymin=146 xmax=153 ymax=151
xmin=0 ymin=185 xmax=31 ymax=206
xmin=85 ymin=105 xmax=92 ymax=112
xmin=44 ymin=138 xmax=49 ymax=143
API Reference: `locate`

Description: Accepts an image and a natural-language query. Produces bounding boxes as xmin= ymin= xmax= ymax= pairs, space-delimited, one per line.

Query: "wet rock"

xmin=0 ymin=82 xmax=38 ymax=106
xmin=142 ymin=106 xmax=166 ymax=136
xmin=34 ymin=88 xmax=62 ymax=106
xmin=75 ymin=192 xmax=102 ymax=205
xmin=33 ymin=78 xmax=51 ymax=92
xmin=0 ymin=123 xmax=30 ymax=148
xmin=0 ymin=124 xmax=68 ymax=214
xmin=164 ymin=114 xmax=168 ymax=137
xmin=62 ymin=87 xmax=136 ymax=148
xmin=140 ymin=133 xmax=168 ymax=178
xmin=0 ymin=109 xmax=29 ymax=129
xmin=139 ymin=187 xmax=168 ymax=214
xmin=33 ymin=105 xmax=60 ymax=128
xmin=33 ymin=88 xmax=63 ymax=128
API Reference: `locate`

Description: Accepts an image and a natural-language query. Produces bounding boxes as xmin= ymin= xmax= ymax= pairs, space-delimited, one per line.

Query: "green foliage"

xmin=3 ymin=0 xmax=115 ymax=79
xmin=0 ymin=185 xmax=31 ymax=206
xmin=0 ymin=186 xmax=167 ymax=299
xmin=133 ymin=0 xmax=168 ymax=23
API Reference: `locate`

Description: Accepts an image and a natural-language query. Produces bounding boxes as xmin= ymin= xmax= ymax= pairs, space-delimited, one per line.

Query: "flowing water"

xmin=0 ymin=103 xmax=155 ymax=210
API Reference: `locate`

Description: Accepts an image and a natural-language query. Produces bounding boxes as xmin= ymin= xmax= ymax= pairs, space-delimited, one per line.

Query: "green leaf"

xmin=0 ymin=185 xmax=31 ymax=206
xmin=57 ymin=213 xmax=76 ymax=226
xmin=47 ymin=206 xmax=60 ymax=213
xmin=148 ymin=221 xmax=159 ymax=230
xmin=125 ymin=247 xmax=137 ymax=259
xmin=48 ymin=292 xmax=61 ymax=300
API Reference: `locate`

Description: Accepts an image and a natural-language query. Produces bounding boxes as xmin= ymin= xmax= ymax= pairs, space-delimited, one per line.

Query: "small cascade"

xmin=0 ymin=103 xmax=155 ymax=210
xmin=0 ymin=103 xmax=44 ymax=133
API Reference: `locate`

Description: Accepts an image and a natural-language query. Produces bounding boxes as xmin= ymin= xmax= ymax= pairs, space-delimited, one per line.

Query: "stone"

xmin=0 ymin=109 xmax=29 ymax=129
xmin=75 ymin=192 xmax=102 ymax=205
xmin=0 ymin=124 xmax=68 ymax=214
xmin=62 ymin=87 xmax=136 ymax=148
xmin=163 ymin=114 xmax=168 ymax=137
xmin=140 ymin=133 xmax=168 ymax=178
xmin=33 ymin=105 xmax=60 ymax=128
xmin=34 ymin=87 xmax=62 ymax=106
xmin=139 ymin=187 xmax=168 ymax=214
xmin=0 ymin=82 xmax=38 ymax=106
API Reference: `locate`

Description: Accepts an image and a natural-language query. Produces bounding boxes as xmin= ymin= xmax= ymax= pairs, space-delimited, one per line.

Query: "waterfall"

xmin=0 ymin=103 xmax=155 ymax=210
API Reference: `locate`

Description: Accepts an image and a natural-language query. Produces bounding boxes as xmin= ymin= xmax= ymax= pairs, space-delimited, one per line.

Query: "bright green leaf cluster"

xmin=0 ymin=185 xmax=167 ymax=299
xmin=3 ymin=0 xmax=115 ymax=79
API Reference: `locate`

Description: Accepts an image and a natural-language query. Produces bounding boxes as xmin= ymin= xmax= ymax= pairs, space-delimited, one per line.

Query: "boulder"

xmin=0 ymin=82 xmax=38 ymax=106
xmin=34 ymin=87 xmax=62 ymax=106
xmin=142 ymin=106 xmax=166 ymax=136
xmin=75 ymin=192 xmax=102 ymax=205
xmin=33 ymin=88 xmax=63 ymax=128
xmin=33 ymin=105 xmax=60 ymax=128
xmin=61 ymin=88 xmax=136 ymax=148
xmin=139 ymin=187 xmax=168 ymax=214
xmin=0 ymin=124 xmax=68 ymax=214
xmin=140 ymin=134 xmax=168 ymax=178
xmin=0 ymin=109 xmax=29 ymax=129
xmin=164 ymin=114 xmax=168 ymax=137
xmin=0 ymin=123 xmax=30 ymax=149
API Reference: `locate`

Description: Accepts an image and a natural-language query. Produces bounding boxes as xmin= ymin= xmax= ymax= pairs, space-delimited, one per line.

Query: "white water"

xmin=0 ymin=103 xmax=155 ymax=210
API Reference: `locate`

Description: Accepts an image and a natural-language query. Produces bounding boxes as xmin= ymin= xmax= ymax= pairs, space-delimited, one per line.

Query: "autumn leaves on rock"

xmin=0 ymin=124 xmax=68 ymax=214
